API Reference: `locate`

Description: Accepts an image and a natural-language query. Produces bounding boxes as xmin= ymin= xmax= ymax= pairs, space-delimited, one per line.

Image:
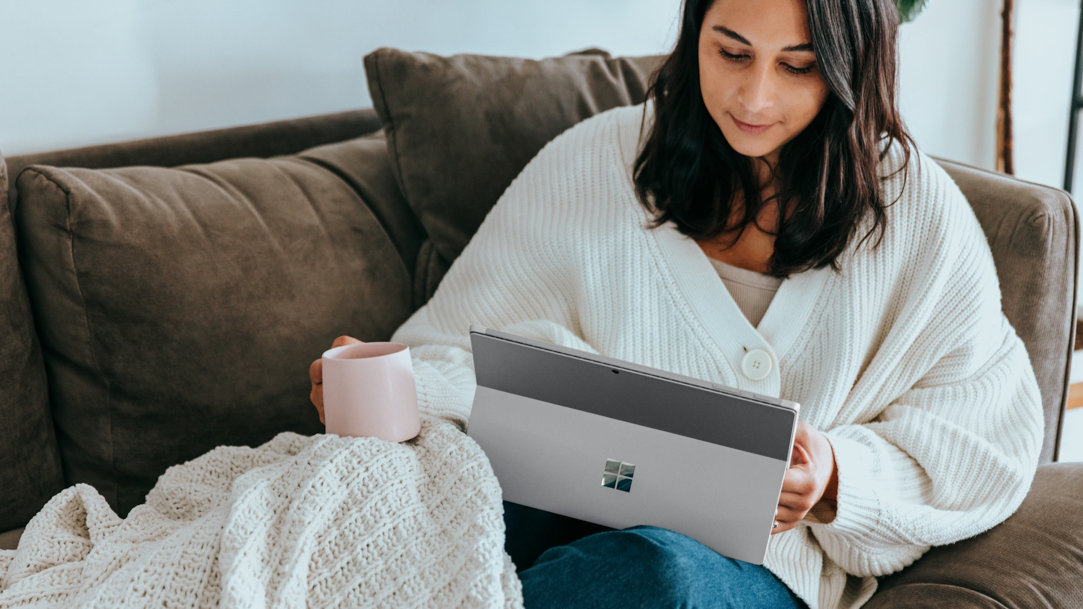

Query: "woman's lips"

xmin=732 ymin=115 xmax=773 ymax=135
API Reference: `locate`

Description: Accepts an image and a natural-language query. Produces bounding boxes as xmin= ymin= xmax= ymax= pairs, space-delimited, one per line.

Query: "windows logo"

xmin=601 ymin=458 xmax=635 ymax=493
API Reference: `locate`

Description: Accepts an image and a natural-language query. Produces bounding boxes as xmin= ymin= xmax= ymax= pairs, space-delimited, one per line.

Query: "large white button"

xmin=741 ymin=349 xmax=773 ymax=381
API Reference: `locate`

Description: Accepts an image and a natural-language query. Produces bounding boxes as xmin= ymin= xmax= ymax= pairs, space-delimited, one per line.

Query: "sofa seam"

xmin=295 ymin=154 xmax=418 ymax=276
xmin=1053 ymin=192 xmax=1080 ymax=462
xmin=426 ymin=241 xmax=441 ymax=304
xmin=371 ymin=52 xmax=414 ymax=207
xmin=413 ymin=240 xmax=431 ymax=310
xmin=369 ymin=53 xmax=433 ymax=309
xmin=877 ymin=582 xmax=1012 ymax=609
xmin=27 ymin=168 xmax=116 ymax=507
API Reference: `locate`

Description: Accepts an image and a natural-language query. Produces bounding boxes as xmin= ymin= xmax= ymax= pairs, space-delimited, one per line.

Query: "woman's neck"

xmin=694 ymin=155 xmax=786 ymax=275
xmin=695 ymin=196 xmax=781 ymax=275
xmin=753 ymin=152 xmax=781 ymax=187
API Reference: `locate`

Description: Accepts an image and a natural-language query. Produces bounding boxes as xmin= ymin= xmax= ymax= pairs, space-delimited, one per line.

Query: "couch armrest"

xmin=864 ymin=462 xmax=1083 ymax=608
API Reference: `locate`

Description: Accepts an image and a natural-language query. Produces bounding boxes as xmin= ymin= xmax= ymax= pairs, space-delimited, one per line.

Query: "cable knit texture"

xmin=391 ymin=103 xmax=1044 ymax=609
xmin=0 ymin=419 xmax=522 ymax=608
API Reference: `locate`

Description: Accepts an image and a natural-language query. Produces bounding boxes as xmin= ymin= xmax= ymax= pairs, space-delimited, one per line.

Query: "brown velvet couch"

xmin=1 ymin=49 xmax=1081 ymax=607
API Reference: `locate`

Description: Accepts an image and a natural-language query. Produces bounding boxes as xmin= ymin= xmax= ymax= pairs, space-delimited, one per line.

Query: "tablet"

xmin=466 ymin=325 xmax=799 ymax=564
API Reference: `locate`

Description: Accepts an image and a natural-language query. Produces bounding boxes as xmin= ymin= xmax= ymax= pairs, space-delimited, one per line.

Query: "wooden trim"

xmin=996 ymin=0 xmax=1015 ymax=174
xmin=1070 ymin=382 xmax=1083 ymax=410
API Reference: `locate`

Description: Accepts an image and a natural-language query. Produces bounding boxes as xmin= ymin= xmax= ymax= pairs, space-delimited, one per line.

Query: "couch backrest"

xmin=5 ymin=110 xmax=382 ymax=204
xmin=0 ymin=150 xmax=65 ymax=532
xmin=936 ymin=158 xmax=1078 ymax=463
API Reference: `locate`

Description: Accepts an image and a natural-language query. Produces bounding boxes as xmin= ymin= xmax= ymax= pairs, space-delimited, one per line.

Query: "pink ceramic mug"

xmin=321 ymin=342 xmax=421 ymax=442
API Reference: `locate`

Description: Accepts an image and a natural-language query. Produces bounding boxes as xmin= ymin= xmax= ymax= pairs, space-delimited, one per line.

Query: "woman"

xmin=310 ymin=0 xmax=1043 ymax=607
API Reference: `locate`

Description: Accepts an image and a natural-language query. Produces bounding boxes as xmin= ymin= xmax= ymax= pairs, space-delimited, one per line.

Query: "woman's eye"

xmin=718 ymin=48 xmax=749 ymax=62
xmin=783 ymin=63 xmax=815 ymax=75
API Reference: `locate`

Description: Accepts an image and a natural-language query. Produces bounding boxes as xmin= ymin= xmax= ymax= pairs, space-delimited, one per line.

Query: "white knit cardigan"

xmin=390 ymin=104 xmax=1044 ymax=609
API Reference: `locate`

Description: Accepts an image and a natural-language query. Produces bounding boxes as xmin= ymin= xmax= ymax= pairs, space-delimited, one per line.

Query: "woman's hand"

xmin=772 ymin=420 xmax=838 ymax=534
xmin=309 ymin=335 xmax=364 ymax=424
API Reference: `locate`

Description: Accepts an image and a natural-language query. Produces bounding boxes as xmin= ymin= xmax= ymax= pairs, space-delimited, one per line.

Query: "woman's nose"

xmin=738 ymin=64 xmax=775 ymax=114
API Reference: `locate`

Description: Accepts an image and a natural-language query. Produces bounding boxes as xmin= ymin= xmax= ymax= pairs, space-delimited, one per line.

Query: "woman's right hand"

xmin=309 ymin=335 xmax=364 ymax=424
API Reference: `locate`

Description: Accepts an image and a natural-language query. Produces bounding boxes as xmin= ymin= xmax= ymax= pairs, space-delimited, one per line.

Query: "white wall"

xmin=897 ymin=0 xmax=1079 ymax=193
xmin=0 ymin=0 xmax=678 ymax=155
xmin=0 ymin=0 xmax=1078 ymax=198
xmin=898 ymin=0 xmax=1001 ymax=170
xmin=1015 ymin=0 xmax=1080 ymax=194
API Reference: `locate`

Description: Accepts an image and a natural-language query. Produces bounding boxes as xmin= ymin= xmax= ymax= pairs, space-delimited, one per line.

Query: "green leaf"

xmin=896 ymin=0 xmax=930 ymax=22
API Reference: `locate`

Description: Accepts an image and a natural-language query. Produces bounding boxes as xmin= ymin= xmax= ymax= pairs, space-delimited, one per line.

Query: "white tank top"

xmin=706 ymin=257 xmax=783 ymax=327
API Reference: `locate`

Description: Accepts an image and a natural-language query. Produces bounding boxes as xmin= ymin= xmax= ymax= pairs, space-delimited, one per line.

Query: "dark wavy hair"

xmin=633 ymin=0 xmax=914 ymax=277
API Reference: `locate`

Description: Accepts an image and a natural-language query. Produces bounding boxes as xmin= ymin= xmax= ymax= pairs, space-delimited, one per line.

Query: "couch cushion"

xmin=0 ymin=154 xmax=64 ymax=532
xmin=13 ymin=132 xmax=420 ymax=515
xmin=0 ymin=527 xmax=23 ymax=551
xmin=364 ymin=47 xmax=663 ymax=283
xmin=864 ymin=462 xmax=1083 ymax=609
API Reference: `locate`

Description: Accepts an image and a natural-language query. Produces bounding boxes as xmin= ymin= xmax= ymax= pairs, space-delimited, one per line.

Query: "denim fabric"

xmin=518 ymin=525 xmax=806 ymax=609
xmin=503 ymin=501 xmax=613 ymax=570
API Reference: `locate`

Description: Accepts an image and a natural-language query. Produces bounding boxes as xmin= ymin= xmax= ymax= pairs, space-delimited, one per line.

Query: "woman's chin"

xmin=727 ymin=142 xmax=779 ymax=161
xmin=718 ymin=132 xmax=776 ymax=159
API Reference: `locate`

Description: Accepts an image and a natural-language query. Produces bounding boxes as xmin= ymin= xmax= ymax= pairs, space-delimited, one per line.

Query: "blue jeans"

xmin=506 ymin=504 xmax=805 ymax=609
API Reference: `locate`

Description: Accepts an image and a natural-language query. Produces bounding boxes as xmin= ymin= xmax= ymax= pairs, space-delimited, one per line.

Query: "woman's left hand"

xmin=772 ymin=420 xmax=838 ymax=534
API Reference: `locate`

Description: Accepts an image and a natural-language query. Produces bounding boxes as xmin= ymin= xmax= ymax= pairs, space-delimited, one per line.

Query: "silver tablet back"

xmin=466 ymin=326 xmax=799 ymax=565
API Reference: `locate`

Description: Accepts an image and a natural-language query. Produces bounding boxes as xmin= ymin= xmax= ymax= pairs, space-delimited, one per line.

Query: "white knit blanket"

xmin=0 ymin=418 xmax=522 ymax=608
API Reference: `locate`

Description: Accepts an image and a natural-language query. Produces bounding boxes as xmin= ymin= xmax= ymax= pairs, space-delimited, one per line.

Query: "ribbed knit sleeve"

xmin=814 ymin=335 xmax=1041 ymax=576
xmin=390 ymin=120 xmax=604 ymax=429
xmin=805 ymin=156 xmax=1045 ymax=578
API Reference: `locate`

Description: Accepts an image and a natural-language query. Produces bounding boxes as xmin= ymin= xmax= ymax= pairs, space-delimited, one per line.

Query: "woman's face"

xmin=698 ymin=0 xmax=830 ymax=167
